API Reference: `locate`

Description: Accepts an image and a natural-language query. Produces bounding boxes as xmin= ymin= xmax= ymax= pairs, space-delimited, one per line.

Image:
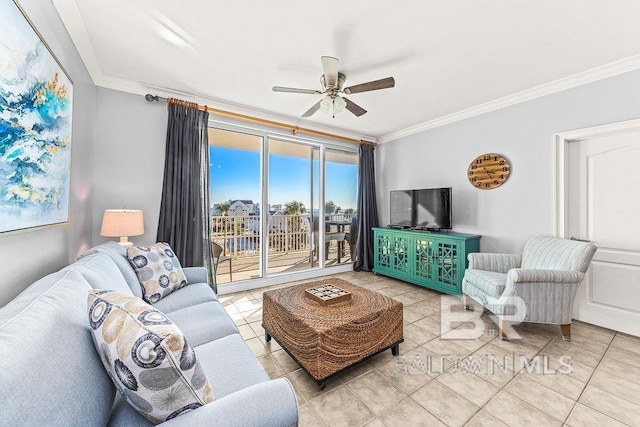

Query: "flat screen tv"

xmin=390 ymin=187 xmax=452 ymax=230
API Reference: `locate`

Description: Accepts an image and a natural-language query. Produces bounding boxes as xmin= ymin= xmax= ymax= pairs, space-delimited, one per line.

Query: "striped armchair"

xmin=462 ymin=236 xmax=597 ymax=341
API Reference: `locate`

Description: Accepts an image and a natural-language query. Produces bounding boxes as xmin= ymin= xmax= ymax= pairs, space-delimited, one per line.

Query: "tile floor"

xmin=218 ymin=271 xmax=640 ymax=427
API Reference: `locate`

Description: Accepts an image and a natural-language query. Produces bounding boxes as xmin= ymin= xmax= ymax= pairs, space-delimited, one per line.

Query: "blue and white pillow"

xmin=87 ymin=290 xmax=213 ymax=423
xmin=127 ymin=242 xmax=188 ymax=303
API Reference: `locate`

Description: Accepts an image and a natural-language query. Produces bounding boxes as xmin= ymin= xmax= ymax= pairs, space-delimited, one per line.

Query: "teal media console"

xmin=373 ymin=227 xmax=481 ymax=296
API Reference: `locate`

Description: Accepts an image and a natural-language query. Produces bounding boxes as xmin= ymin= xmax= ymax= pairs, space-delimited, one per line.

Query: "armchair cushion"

xmin=462 ymin=269 xmax=507 ymax=298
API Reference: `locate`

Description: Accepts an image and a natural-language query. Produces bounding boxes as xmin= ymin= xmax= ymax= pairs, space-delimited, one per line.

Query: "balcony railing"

xmin=211 ymin=214 xmax=354 ymax=258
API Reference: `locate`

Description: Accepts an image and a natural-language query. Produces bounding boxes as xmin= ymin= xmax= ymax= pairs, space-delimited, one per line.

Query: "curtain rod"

xmin=144 ymin=94 xmax=375 ymax=146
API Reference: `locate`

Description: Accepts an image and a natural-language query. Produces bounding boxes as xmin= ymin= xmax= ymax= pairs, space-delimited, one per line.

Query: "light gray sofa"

xmin=0 ymin=241 xmax=298 ymax=426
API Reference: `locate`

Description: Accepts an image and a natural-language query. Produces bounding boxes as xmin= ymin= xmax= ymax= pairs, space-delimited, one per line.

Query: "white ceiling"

xmin=53 ymin=0 xmax=640 ymax=142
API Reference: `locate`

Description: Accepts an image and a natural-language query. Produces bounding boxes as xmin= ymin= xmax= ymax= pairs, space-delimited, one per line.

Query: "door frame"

xmin=554 ymin=118 xmax=640 ymax=237
xmin=554 ymin=118 xmax=640 ymax=334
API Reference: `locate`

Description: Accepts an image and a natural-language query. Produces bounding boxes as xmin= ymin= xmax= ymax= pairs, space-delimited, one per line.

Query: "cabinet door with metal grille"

xmin=414 ymin=238 xmax=434 ymax=282
xmin=374 ymin=231 xmax=392 ymax=273
xmin=434 ymin=240 xmax=460 ymax=291
xmin=391 ymin=235 xmax=410 ymax=276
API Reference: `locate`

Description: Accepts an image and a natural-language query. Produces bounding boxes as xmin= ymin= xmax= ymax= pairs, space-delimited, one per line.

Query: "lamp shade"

xmin=100 ymin=209 xmax=144 ymax=240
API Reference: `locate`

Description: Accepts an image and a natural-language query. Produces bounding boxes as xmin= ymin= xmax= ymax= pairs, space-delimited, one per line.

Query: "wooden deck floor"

xmin=214 ymin=245 xmax=352 ymax=284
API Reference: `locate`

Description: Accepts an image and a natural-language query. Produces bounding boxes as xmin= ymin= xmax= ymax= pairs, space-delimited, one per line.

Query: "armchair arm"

xmin=162 ymin=378 xmax=298 ymax=427
xmin=183 ymin=266 xmax=208 ymax=284
xmin=467 ymin=253 xmax=521 ymax=273
xmin=502 ymin=269 xmax=586 ymax=324
xmin=508 ymin=269 xmax=585 ymax=284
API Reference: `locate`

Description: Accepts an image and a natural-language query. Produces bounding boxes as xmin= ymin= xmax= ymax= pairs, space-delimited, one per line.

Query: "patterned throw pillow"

xmin=127 ymin=243 xmax=188 ymax=303
xmin=87 ymin=290 xmax=213 ymax=423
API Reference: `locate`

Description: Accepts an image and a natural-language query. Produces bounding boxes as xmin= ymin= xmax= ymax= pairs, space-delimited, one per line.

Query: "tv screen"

xmin=390 ymin=187 xmax=452 ymax=230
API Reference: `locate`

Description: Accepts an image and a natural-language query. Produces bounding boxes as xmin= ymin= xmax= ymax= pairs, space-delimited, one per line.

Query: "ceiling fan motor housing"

xmin=321 ymin=73 xmax=346 ymax=93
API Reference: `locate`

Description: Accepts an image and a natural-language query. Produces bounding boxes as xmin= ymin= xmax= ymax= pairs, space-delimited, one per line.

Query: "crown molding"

xmin=378 ymin=54 xmax=640 ymax=144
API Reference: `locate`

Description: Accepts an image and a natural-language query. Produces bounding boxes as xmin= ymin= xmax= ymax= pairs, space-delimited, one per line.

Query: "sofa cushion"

xmin=182 ymin=266 xmax=211 ymax=288
xmin=195 ymin=334 xmax=270 ymax=399
xmin=463 ymin=269 xmax=507 ymax=298
xmin=152 ymin=282 xmax=218 ymax=314
xmin=69 ymin=251 xmax=133 ymax=294
xmin=81 ymin=241 xmax=145 ymax=298
xmin=0 ymin=270 xmax=116 ymax=426
xmin=127 ymin=243 xmax=188 ymax=303
xmin=87 ymin=290 xmax=213 ymax=423
xmin=166 ymin=302 xmax=239 ymax=347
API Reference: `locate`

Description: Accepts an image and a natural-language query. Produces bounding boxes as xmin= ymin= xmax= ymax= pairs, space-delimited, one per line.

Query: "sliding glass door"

xmin=209 ymin=128 xmax=263 ymax=283
xmin=208 ymin=125 xmax=357 ymax=287
xmin=267 ymin=139 xmax=320 ymax=274
xmin=324 ymin=149 xmax=358 ymax=265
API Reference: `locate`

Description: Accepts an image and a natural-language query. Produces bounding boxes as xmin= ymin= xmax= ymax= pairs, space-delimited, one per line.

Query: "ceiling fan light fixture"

xmin=320 ymin=95 xmax=332 ymax=113
xmin=272 ymin=56 xmax=394 ymax=118
xmin=334 ymin=95 xmax=346 ymax=113
xmin=319 ymin=95 xmax=346 ymax=118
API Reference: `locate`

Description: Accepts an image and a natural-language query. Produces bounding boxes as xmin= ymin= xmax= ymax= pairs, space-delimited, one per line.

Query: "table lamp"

xmin=100 ymin=209 xmax=144 ymax=247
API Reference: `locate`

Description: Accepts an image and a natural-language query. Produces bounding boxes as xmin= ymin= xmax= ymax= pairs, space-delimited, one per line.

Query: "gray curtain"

xmin=354 ymin=144 xmax=379 ymax=271
xmin=157 ymin=101 xmax=216 ymax=292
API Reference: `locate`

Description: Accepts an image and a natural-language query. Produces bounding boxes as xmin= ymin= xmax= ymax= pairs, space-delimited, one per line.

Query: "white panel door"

xmin=568 ymin=131 xmax=640 ymax=336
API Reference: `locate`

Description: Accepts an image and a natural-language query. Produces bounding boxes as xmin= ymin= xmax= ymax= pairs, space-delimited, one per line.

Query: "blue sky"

xmin=209 ymin=146 xmax=357 ymax=211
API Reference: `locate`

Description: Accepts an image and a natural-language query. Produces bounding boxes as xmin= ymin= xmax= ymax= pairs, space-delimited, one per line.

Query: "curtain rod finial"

xmin=145 ymin=94 xmax=159 ymax=103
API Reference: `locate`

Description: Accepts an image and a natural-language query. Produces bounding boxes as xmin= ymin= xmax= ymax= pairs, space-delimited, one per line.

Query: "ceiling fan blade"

xmin=321 ymin=56 xmax=339 ymax=88
xmin=343 ymin=97 xmax=367 ymax=117
xmin=273 ymin=86 xmax=321 ymax=95
xmin=344 ymin=77 xmax=395 ymax=94
xmin=301 ymin=99 xmax=323 ymax=117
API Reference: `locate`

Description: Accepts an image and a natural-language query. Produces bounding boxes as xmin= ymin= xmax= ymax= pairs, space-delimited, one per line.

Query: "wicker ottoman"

xmin=262 ymin=278 xmax=403 ymax=386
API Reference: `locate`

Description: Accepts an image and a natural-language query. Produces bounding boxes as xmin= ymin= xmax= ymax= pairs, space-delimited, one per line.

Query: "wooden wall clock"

xmin=467 ymin=153 xmax=511 ymax=190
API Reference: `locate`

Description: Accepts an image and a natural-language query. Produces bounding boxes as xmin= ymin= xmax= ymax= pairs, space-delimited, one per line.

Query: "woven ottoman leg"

xmin=391 ymin=343 xmax=400 ymax=356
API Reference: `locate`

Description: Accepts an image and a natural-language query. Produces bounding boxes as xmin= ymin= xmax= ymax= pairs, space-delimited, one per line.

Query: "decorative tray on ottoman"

xmin=304 ymin=285 xmax=352 ymax=306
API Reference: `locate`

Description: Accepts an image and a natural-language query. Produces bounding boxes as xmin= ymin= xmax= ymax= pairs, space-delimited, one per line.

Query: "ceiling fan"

xmin=272 ymin=56 xmax=395 ymax=118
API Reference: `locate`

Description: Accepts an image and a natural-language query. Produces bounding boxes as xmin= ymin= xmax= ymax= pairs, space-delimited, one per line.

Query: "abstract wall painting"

xmin=0 ymin=0 xmax=73 ymax=233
